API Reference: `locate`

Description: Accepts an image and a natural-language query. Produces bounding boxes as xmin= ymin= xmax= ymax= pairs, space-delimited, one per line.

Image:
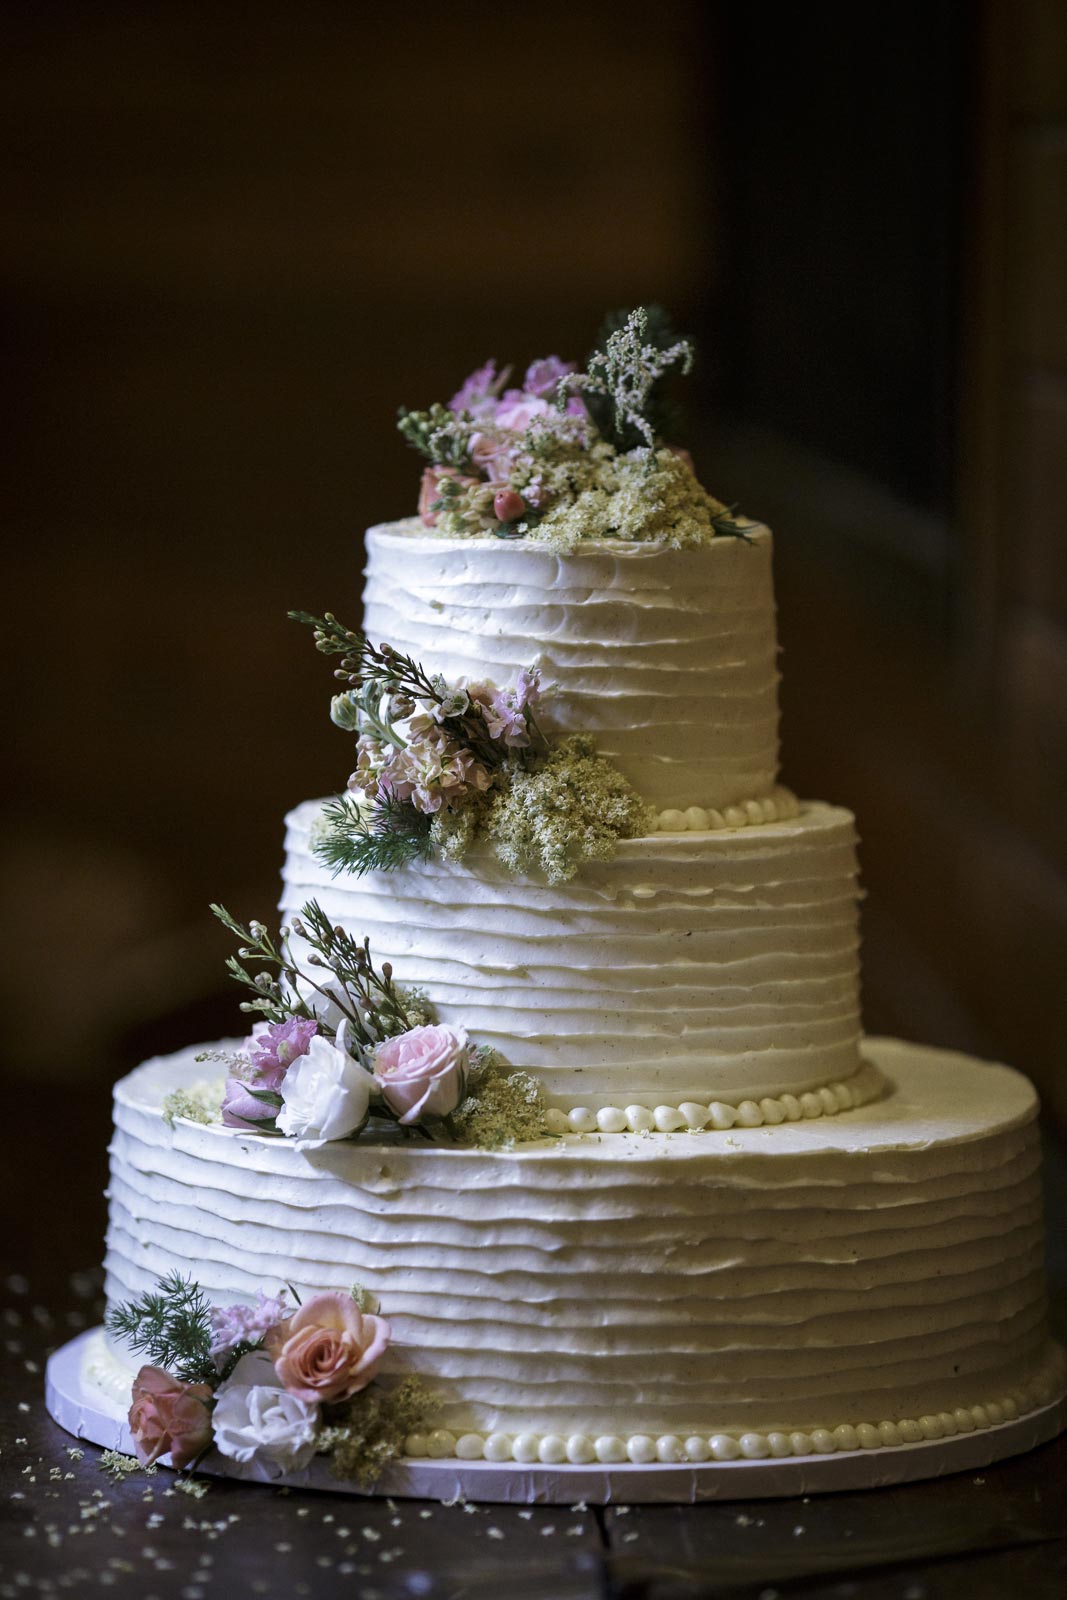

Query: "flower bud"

xmin=330 ymin=692 xmax=363 ymax=731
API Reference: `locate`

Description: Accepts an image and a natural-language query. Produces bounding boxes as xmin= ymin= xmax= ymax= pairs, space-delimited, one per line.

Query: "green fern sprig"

xmin=105 ymin=1271 xmax=216 ymax=1386
xmin=315 ymin=793 xmax=434 ymax=879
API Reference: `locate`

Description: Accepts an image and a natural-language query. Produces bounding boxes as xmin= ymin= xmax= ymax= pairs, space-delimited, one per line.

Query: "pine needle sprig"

xmin=105 ymin=1271 xmax=216 ymax=1386
xmin=315 ymin=794 xmax=434 ymax=878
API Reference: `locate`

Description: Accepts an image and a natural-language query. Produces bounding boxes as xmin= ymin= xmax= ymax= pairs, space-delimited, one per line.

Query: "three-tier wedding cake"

xmin=62 ymin=311 xmax=1064 ymax=1500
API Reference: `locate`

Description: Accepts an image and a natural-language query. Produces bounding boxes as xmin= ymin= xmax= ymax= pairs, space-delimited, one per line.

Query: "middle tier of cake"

xmin=281 ymin=798 xmax=867 ymax=1110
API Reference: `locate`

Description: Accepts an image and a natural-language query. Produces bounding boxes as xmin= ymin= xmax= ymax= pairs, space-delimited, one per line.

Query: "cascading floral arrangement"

xmin=106 ymin=1273 xmax=434 ymax=1487
xmin=175 ymin=900 xmax=546 ymax=1150
xmin=397 ymin=305 xmax=753 ymax=548
xmin=291 ymin=615 xmax=655 ymax=884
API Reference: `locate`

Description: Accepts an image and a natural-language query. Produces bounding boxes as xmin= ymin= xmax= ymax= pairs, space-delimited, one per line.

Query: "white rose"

xmin=276 ymin=1030 xmax=371 ymax=1141
xmin=212 ymin=1352 xmax=320 ymax=1476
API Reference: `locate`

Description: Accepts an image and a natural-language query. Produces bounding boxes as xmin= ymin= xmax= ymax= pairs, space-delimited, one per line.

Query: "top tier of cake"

xmin=363 ymin=519 xmax=780 ymax=813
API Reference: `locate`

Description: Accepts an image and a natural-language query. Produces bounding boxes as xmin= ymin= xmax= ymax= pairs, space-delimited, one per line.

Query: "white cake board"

xmin=45 ymin=1329 xmax=1067 ymax=1505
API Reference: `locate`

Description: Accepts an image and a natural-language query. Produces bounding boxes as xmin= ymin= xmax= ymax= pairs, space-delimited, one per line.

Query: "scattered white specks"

xmin=487 ymin=1527 xmax=504 ymax=1540
xmin=792 ymin=1525 xmax=805 ymax=1536
xmin=541 ymin=1524 xmax=556 ymax=1536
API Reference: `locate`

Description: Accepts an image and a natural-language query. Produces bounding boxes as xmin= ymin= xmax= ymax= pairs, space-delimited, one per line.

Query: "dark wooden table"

xmin=4 ymin=1101 xmax=1067 ymax=1600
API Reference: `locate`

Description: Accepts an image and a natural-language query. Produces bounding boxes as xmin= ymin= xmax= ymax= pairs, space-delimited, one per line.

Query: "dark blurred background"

xmin=3 ymin=2 xmax=1065 ymax=1264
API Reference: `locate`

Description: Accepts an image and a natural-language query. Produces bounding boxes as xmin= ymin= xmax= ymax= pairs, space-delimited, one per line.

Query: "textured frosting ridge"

xmin=281 ymin=797 xmax=865 ymax=1108
xmin=362 ymin=520 xmax=781 ymax=812
xmin=103 ymin=1039 xmax=1060 ymax=1443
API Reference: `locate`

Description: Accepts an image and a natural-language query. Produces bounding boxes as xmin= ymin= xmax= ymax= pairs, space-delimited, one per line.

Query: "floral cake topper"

xmin=397 ymin=305 xmax=753 ymax=548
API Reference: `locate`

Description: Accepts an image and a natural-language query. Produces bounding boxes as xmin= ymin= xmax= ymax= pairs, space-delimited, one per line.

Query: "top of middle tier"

xmin=363 ymin=519 xmax=781 ymax=814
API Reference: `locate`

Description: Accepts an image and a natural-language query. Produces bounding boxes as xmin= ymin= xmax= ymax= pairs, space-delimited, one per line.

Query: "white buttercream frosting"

xmin=362 ymin=519 xmax=781 ymax=812
xmin=281 ymin=797 xmax=865 ymax=1108
xmin=102 ymin=1038 xmax=1063 ymax=1443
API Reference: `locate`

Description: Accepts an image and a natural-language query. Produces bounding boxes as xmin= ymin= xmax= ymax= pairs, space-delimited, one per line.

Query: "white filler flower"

xmin=276 ymin=1028 xmax=371 ymax=1140
xmin=212 ymin=1352 xmax=320 ymax=1476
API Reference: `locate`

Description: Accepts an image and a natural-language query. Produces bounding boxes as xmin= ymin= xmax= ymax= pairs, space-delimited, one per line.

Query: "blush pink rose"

xmin=265 ymin=1292 xmax=391 ymax=1404
xmin=372 ymin=1024 xmax=469 ymax=1125
xmin=128 ymin=1365 xmax=214 ymax=1468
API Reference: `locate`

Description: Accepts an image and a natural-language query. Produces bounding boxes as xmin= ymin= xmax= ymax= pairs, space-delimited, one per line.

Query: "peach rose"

xmin=265 ymin=1292 xmax=390 ymax=1404
xmin=128 ymin=1365 xmax=214 ymax=1468
xmin=373 ymin=1024 xmax=468 ymax=1125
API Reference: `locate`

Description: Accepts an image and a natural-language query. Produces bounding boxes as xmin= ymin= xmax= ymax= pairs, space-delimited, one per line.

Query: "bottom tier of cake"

xmin=101 ymin=1037 xmax=1065 ymax=1462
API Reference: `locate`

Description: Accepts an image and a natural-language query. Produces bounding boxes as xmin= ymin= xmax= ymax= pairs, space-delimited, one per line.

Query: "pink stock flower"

xmin=523 ymin=355 xmax=575 ymax=398
xmin=449 ymin=359 xmax=506 ymax=416
xmin=373 ymin=1023 xmax=469 ymax=1125
xmin=209 ymin=1291 xmax=290 ymax=1365
xmin=265 ymin=1292 xmax=391 ymax=1404
xmin=380 ymin=730 xmax=491 ymax=815
xmin=128 ymin=1366 xmax=214 ymax=1468
xmin=247 ymin=1018 xmax=318 ymax=1088
xmin=469 ymin=668 xmax=540 ymax=749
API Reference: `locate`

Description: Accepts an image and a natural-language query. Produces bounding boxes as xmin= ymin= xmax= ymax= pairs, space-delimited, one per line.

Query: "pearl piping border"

xmin=543 ymin=1061 xmax=884 ymax=1137
xmin=403 ymin=1373 xmax=1064 ymax=1466
xmin=651 ymin=786 xmax=801 ymax=834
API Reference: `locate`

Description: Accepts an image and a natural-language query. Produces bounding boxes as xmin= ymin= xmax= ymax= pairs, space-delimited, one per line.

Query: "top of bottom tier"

xmin=114 ymin=1037 xmax=1038 ymax=1166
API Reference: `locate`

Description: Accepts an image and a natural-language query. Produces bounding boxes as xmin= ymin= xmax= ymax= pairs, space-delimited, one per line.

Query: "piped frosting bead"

xmin=567 ymin=1107 xmax=597 ymax=1134
xmin=735 ymin=1100 xmax=762 ymax=1128
xmin=512 ymin=1433 xmax=539 ymax=1464
xmin=596 ymin=1107 xmax=628 ymax=1134
xmin=405 ymin=1433 xmax=428 ymax=1457
xmin=684 ymin=806 xmax=709 ymax=830
xmin=708 ymin=1102 xmax=737 ymax=1130
xmin=625 ymin=1105 xmax=655 ymax=1133
xmin=566 ymin=1434 xmax=596 ymax=1464
xmin=810 ymin=1429 xmax=836 ymax=1454
xmin=484 ymin=1433 xmax=513 ymax=1463
xmin=427 ymin=1429 xmax=456 ymax=1459
xmin=538 ymin=1434 xmax=566 ymax=1465
xmin=739 ymin=1432 xmax=770 ymax=1459
xmin=709 ymin=1433 xmax=741 ymax=1461
xmin=595 ymin=1435 xmax=627 ymax=1463
xmin=685 ymin=1436 xmax=711 ymax=1462
xmin=759 ymin=1097 xmax=786 ymax=1125
xmin=456 ymin=1433 xmax=484 ymax=1460
xmin=679 ymin=1102 xmax=710 ymax=1129
xmin=659 ymin=809 xmax=688 ymax=831
xmin=656 ymin=1435 xmax=686 ymax=1463
xmin=653 ymin=1106 xmax=687 ymax=1133
xmin=627 ymin=1435 xmax=657 ymax=1464
xmin=544 ymin=1109 xmax=570 ymax=1136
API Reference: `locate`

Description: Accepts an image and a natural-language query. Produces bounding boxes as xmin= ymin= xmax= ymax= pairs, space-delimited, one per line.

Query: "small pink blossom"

xmin=469 ymin=668 xmax=540 ymax=749
xmin=210 ymin=1291 xmax=290 ymax=1365
xmin=469 ymin=430 xmax=511 ymax=479
xmin=523 ymin=355 xmax=575 ymax=398
xmin=381 ymin=730 xmax=491 ymax=815
xmin=128 ymin=1366 xmax=214 ymax=1468
xmin=265 ymin=1292 xmax=391 ymax=1404
xmin=373 ymin=1023 xmax=469 ymax=1124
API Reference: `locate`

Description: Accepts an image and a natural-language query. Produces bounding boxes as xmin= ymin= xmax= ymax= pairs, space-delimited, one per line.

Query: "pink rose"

xmin=265 ymin=1292 xmax=391 ymax=1404
xmin=373 ymin=1024 xmax=469 ymax=1124
xmin=128 ymin=1365 xmax=214 ymax=1468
